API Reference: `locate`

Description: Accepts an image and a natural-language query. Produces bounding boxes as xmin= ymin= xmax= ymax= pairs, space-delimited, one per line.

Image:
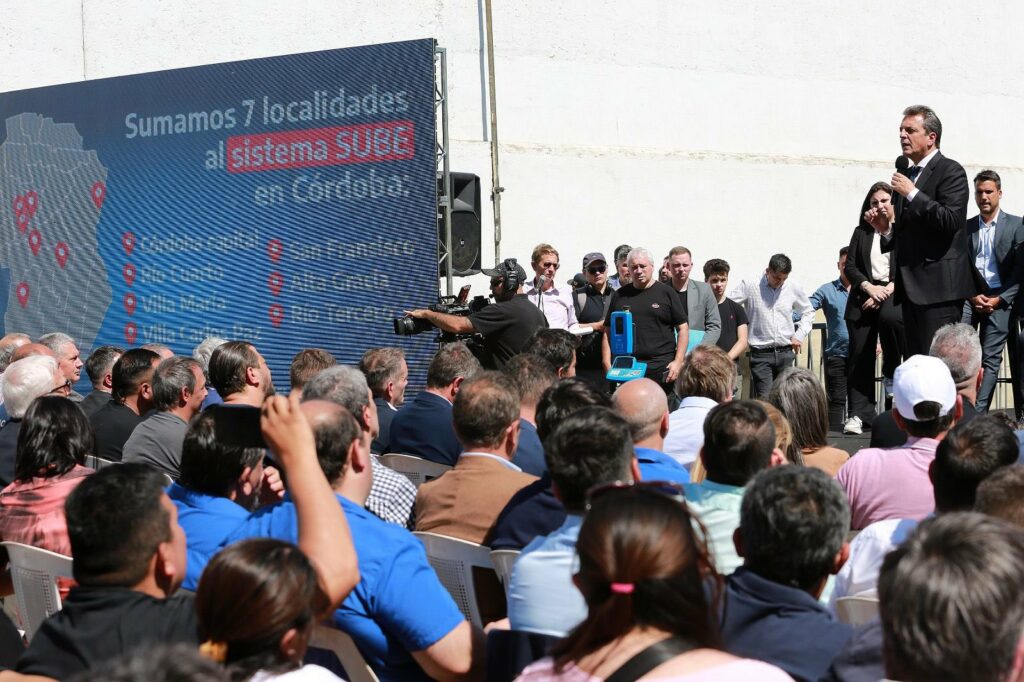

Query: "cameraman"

xmin=404 ymin=258 xmax=548 ymax=369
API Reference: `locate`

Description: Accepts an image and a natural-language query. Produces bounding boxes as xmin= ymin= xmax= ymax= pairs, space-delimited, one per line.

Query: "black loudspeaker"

xmin=439 ymin=172 xmax=482 ymax=276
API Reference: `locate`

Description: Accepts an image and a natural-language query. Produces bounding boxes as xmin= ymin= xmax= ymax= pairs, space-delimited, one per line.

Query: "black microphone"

xmin=895 ymin=156 xmax=910 ymax=177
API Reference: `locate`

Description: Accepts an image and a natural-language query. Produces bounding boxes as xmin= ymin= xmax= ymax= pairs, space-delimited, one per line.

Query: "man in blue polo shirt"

xmin=224 ymin=400 xmax=484 ymax=682
xmin=810 ymin=247 xmax=851 ymax=432
xmin=166 ymin=409 xmax=276 ymax=591
xmin=611 ymin=377 xmax=690 ymax=484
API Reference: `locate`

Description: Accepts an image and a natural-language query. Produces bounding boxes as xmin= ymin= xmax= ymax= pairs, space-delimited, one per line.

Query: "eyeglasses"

xmin=48 ymin=379 xmax=72 ymax=395
xmin=539 ymin=261 xmax=560 ymax=270
xmin=489 ymin=278 xmax=502 ymax=288
xmin=585 ymin=480 xmax=686 ymax=511
xmin=587 ymin=264 xmax=607 ymax=275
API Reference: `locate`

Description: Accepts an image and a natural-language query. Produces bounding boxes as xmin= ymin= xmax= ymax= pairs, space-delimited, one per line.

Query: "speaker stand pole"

xmin=484 ymin=0 xmax=503 ymax=265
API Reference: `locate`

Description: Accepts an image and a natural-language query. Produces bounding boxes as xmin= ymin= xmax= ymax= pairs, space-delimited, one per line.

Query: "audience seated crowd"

xmin=4 ymin=238 xmax=1024 ymax=682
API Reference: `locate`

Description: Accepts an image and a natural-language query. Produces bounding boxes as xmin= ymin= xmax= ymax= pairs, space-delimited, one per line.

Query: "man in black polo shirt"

xmin=89 ymin=348 xmax=161 ymax=461
xmin=404 ymin=258 xmax=548 ymax=368
xmin=602 ymin=247 xmax=689 ymax=391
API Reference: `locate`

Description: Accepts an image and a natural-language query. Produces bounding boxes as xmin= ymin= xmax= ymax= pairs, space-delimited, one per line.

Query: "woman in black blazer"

xmin=843 ymin=182 xmax=906 ymax=432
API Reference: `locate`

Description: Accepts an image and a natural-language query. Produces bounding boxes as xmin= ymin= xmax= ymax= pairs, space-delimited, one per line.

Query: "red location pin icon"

xmin=268 ymin=304 xmax=285 ymax=327
xmin=123 ymin=292 xmax=137 ymax=316
xmin=15 ymin=282 xmax=29 ymax=308
xmin=122 ymin=232 xmax=135 ymax=255
xmin=267 ymin=271 xmax=284 ymax=296
xmin=15 ymin=213 xmax=28 ymax=233
xmin=12 ymin=195 xmax=24 ymax=219
xmin=124 ymin=322 xmax=137 ymax=345
xmin=92 ymin=181 xmax=106 ymax=209
xmin=28 ymin=230 xmax=41 ymax=256
xmin=24 ymin=191 xmax=37 ymax=218
xmin=123 ymin=263 xmax=136 ymax=286
xmin=54 ymin=242 xmax=69 ymax=268
xmin=267 ymin=239 xmax=283 ymax=263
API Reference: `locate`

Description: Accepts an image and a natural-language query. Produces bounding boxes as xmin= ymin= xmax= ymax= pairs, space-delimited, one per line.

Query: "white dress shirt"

xmin=728 ymin=275 xmax=814 ymax=348
xmin=523 ymin=280 xmax=579 ymax=330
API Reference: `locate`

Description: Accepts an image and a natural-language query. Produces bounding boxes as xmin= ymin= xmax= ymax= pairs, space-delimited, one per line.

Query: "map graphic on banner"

xmin=0 ymin=39 xmax=440 ymax=390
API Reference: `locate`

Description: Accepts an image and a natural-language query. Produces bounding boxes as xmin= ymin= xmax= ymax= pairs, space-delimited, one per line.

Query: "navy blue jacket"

xmin=720 ymin=567 xmax=853 ymax=682
xmin=373 ymin=397 xmax=398 ymax=454
xmin=489 ymin=474 xmax=566 ymax=550
xmin=511 ymin=419 xmax=546 ymax=477
xmin=387 ymin=391 xmax=461 ymax=466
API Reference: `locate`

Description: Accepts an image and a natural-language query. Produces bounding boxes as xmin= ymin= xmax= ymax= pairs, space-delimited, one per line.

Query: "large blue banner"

xmin=0 ymin=39 xmax=439 ymax=390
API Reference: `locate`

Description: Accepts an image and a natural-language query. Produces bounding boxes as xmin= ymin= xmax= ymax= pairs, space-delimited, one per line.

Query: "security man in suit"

xmin=963 ymin=170 xmax=1024 ymax=413
xmin=865 ymin=105 xmax=980 ymax=357
xmin=667 ymin=246 xmax=721 ymax=347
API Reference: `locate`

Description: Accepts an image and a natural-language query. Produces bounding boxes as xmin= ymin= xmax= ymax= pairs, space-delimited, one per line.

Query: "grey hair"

xmin=192 ymin=337 xmax=228 ymax=373
xmin=301 ymin=365 xmax=371 ymax=427
xmin=929 ymin=323 xmax=982 ymax=390
xmin=902 ymin=104 xmax=942 ymax=147
xmin=768 ymin=367 xmax=829 ymax=458
xmin=152 ymin=357 xmax=201 ymax=411
xmin=626 ymin=247 xmax=654 ymax=267
xmin=3 ymin=355 xmax=60 ymax=418
xmin=37 ymin=332 xmax=75 ymax=355
xmin=0 ymin=333 xmax=30 ymax=373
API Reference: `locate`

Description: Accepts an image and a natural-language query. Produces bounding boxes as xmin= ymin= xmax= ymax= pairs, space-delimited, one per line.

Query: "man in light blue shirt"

xmin=810 ymin=247 xmax=851 ymax=431
xmin=508 ymin=406 xmax=640 ymax=636
xmin=168 ymin=409 xmax=273 ymax=591
xmin=612 ymin=377 xmax=690 ymax=485
xmin=684 ymin=401 xmax=784 ymax=575
xmin=664 ymin=345 xmax=737 ymax=470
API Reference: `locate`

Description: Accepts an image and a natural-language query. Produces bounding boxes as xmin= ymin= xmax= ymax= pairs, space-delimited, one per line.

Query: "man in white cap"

xmin=836 ymin=354 xmax=962 ymax=530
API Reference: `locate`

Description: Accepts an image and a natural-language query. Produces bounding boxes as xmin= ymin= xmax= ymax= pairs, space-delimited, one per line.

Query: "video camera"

xmin=393 ymin=284 xmax=490 ymax=341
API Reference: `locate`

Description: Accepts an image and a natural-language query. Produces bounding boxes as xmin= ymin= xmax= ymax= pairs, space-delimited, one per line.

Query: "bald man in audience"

xmin=612 ymin=378 xmax=690 ymax=484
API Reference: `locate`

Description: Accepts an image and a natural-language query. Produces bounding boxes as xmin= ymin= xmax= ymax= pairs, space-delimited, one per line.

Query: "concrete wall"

xmin=4 ymin=0 xmax=1024 ymax=292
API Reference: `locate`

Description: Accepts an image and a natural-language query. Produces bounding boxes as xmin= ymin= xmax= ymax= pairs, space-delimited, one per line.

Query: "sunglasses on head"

xmin=585 ymin=480 xmax=686 ymax=511
xmin=587 ymin=264 xmax=607 ymax=275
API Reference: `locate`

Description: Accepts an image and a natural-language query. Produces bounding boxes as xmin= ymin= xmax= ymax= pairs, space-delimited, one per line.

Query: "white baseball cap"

xmin=893 ymin=355 xmax=957 ymax=421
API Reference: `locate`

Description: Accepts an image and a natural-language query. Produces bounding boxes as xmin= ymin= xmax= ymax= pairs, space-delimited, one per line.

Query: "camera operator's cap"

xmin=481 ymin=259 xmax=527 ymax=283
xmin=893 ymin=354 xmax=957 ymax=421
xmin=582 ymin=252 xmax=607 ymax=270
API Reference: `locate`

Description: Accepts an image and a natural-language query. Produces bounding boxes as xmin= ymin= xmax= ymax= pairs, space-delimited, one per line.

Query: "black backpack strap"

xmin=604 ymin=637 xmax=698 ymax=682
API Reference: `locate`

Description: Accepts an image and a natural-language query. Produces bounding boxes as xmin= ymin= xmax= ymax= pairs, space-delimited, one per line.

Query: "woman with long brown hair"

xmin=516 ymin=486 xmax=789 ymax=681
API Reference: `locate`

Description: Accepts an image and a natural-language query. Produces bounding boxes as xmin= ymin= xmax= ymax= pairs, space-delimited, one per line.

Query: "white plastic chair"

xmin=379 ymin=454 xmax=451 ymax=488
xmin=83 ymin=454 xmax=119 ymax=470
xmin=835 ymin=595 xmax=879 ymax=626
xmin=414 ymin=532 xmax=496 ymax=627
xmin=309 ymin=625 xmax=379 ymax=682
xmin=1 ymin=541 xmax=73 ymax=640
xmin=490 ymin=549 xmax=520 ymax=599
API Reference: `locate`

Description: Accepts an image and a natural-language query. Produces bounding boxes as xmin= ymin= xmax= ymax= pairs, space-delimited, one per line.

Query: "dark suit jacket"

xmin=882 ymin=151 xmax=979 ymax=305
xmin=387 ymin=391 xmax=461 ymax=466
xmin=965 ymin=211 xmax=1024 ymax=308
xmin=844 ymin=224 xmax=898 ymax=323
xmin=372 ymin=397 xmax=397 ymax=454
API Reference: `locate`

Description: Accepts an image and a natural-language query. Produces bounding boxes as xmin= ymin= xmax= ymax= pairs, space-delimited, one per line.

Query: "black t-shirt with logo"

xmin=605 ymin=281 xmax=688 ymax=377
xmin=470 ymin=294 xmax=548 ymax=368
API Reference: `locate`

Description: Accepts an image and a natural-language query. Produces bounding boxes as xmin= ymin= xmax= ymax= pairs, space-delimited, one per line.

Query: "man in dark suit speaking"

xmin=866 ymin=105 xmax=979 ymax=357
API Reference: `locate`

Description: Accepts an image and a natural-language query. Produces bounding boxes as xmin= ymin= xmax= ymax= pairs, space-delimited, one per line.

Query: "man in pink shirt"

xmin=836 ymin=355 xmax=962 ymax=529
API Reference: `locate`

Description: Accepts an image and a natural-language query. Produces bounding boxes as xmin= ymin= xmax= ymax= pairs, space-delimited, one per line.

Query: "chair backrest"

xmin=490 ymin=549 xmax=520 ymax=598
xmin=380 ymin=454 xmax=451 ymax=488
xmin=414 ymin=531 xmax=496 ymax=627
xmin=835 ymin=595 xmax=879 ymax=626
xmin=309 ymin=625 xmax=379 ymax=682
xmin=1 ymin=542 xmax=74 ymax=641
xmin=83 ymin=454 xmax=119 ymax=471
